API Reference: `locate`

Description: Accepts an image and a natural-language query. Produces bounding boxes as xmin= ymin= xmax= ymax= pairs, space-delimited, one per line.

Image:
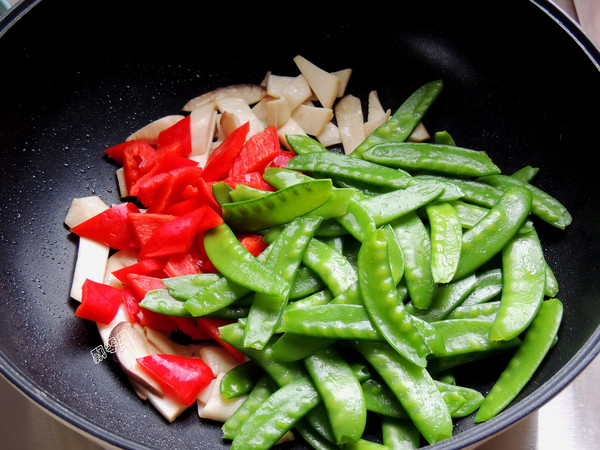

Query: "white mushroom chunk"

xmin=408 ymin=121 xmax=431 ymax=142
xmin=317 ymin=122 xmax=342 ymax=147
xmin=143 ymin=327 xmax=205 ymax=358
xmin=70 ymin=238 xmax=110 ymax=301
xmin=104 ymin=247 xmax=139 ymax=288
xmin=126 ymin=115 xmax=185 ymax=145
xmin=182 ymin=84 xmax=266 ymax=112
xmin=198 ymin=345 xmax=242 ymax=376
xmin=291 ymin=104 xmax=334 ymax=137
xmin=266 ymin=97 xmax=292 ymax=128
xmin=116 ymin=167 xmax=128 ymax=198
xmin=197 ymin=373 xmax=247 ymax=423
xmin=215 ymin=96 xmax=265 ymax=138
xmin=335 ymin=94 xmax=366 ymax=154
xmin=277 ymin=118 xmax=307 ymax=150
xmin=332 ymin=68 xmax=352 ymax=98
xmin=266 ymin=74 xmax=296 ymax=99
xmin=64 ymin=196 xmax=109 ymax=228
xmin=135 ymin=382 xmax=188 ymax=423
xmin=109 ymin=321 xmax=164 ymax=397
xmin=293 ymin=55 xmax=340 ymax=109
xmin=251 ymin=96 xmax=276 ymax=127
xmin=189 ymin=102 xmax=217 ymax=165
xmin=364 ymin=90 xmax=391 ymax=136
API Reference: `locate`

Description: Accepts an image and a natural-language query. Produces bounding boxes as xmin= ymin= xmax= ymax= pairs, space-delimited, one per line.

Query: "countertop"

xmin=1 ymin=0 xmax=599 ymax=449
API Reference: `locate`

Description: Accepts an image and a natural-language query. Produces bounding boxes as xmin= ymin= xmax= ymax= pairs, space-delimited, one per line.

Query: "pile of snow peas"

xmin=141 ymin=79 xmax=570 ymax=448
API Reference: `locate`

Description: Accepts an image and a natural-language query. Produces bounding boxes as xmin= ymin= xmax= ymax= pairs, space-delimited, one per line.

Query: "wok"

xmin=1 ymin=0 xmax=599 ymax=448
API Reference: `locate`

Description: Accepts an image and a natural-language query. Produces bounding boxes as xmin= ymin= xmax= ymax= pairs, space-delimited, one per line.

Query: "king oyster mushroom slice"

xmin=182 ymin=84 xmax=266 ymax=112
xmin=110 ymin=321 xmax=163 ymax=397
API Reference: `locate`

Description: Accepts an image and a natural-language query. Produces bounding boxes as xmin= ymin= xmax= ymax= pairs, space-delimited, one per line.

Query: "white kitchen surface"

xmin=1 ymin=0 xmax=599 ymax=449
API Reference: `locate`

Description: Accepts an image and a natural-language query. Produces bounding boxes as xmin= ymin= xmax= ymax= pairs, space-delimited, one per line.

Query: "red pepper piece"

xmin=128 ymin=212 xmax=177 ymax=247
xmin=122 ymin=286 xmax=141 ymax=323
xmin=112 ymin=258 xmax=165 ymax=283
xmin=192 ymin=233 xmax=219 ymax=273
xmin=136 ymin=353 xmax=215 ymax=406
xmin=71 ymin=202 xmax=140 ymax=250
xmin=139 ymin=205 xmax=223 ymax=259
xmin=163 ymin=249 xmax=204 ymax=277
xmin=238 ymin=233 xmax=268 ymax=256
xmin=228 ymin=126 xmax=281 ymax=178
xmin=105 ymin=140 xmax=144 ymax=165
xmin=136 ymin=307 xmax=178 ymax=333
xmin=157 ymin=115 xmax=192 ymax=156
xmin=201 ymin=121 xmax=250 ymax=182
xmin=170 ymin=317 xmax=212 ymax=340
xmin=131 ymin=172 xmax=171 ymax=208
xmin=266 ymin=149 xmax=296 ymax=169
xmin=223 ymin=171 xmax=275 ymax=191
xmin=75 ymin=279 xmax=123 ymax=324
xmin=146 ymin=166 xmax=205 ymax=214
xmin=125 ymin=273 xmax=166 ymax=299
xmin=123 ymin=140 xmax=156 ymax=191
xmin=197 ymin=318 xmax=245 ymax=362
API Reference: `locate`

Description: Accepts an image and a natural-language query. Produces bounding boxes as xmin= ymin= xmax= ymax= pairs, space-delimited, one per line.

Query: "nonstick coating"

xmin=1 ymin=1 xmax=599 ymax=449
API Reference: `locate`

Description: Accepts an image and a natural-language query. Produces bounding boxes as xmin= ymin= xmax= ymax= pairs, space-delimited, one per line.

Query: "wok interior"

xmin=1 ymin=1 xmax=599 ymax=448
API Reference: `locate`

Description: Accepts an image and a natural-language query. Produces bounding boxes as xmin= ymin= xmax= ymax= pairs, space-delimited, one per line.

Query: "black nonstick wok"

xmin=1 ymin=0 xmax=599 ymax=448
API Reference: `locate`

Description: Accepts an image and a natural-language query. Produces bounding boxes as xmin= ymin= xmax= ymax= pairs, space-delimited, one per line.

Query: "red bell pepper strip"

xmin=122 ymin=140 xmax=156 ymax=191
xmin=228 ymin=126 xmax=281 ymax=178
xmin=146 ymin=166 xmax=205 ymax=214
xmin=169 ymin=317 xmax=213 ymax=340
xmin=125 ymin=274 xmax=166 ymax=299
xmin=128 ymin=212 xmax=177 ymax=247
xmin=75 ymin=279 xmax=123 ymax=324
xmin=163 ymin=249 xmax=204 ymax=277
xmin=238 ymin=233 xmax=268 ymax=256
xmin=201 ymin=121 xmax=250 ymax=182
xmin=156 ymin=115 xmax=192 ymax=155
xmin=71 ymin=202 xmax=140 ymax=250
xmin=112 ymin=258 xmax=166 ymax=283
xmin=197 ymin=318 xmax=245 ymax=362
xmin=136 ymin=353 xmax=215 ymax=406
xmin=266 ymin=149 xmax=296 ymax=169
xmin=136 ymin=307 xmax=178 ymax=333
xmin=139 ymin=205 xmax=223 ymax=259
xmin=104 ymin=140 xmax=145 ymax=165
xmin=222 ymin=171 xmax=275 ymax=191
xmin=137 ymin=141 xmax=186 ymax=176
xmin=122 ymin=286 xmax=141 ymax=323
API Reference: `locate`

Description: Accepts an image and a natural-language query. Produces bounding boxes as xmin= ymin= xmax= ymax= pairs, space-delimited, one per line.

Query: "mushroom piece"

xmin=109 ymin=321 xmax=163 ymax=397
xmin=182 ymin=84 xmax=267 ymax=112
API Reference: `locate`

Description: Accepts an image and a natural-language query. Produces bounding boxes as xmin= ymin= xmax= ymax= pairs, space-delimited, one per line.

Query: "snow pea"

xmin=221 ymin=178 xmax=333 ymax=232
xmin=391 ymin=212 xmax=436 ymax=309
xmin=211 ymin=180 xmax=233 ymax=206
xmin=460 ymin=268 xmax=503 ymax=307
xmin=417 ymin=174 xmax=503 ymax=208
xmin=350 ymin=79 xmax=445 ymax=159
xmin=352 ymin=340 xmax=453 ymax=445
xmin=243 ymin=216 xmax=322 ymax=350
xmin=358 ymin=228 xmax=431 ymax=367
xmin=511 ymin=165 xmax=539 ymax=183
xmin=448 ymin=200 xmax=490 ymax=229
xmin=286 ymin=133 xmax=330 ymax=155
xmin=434 ymin=130 xmax=456 ymax=146
xmin=221 ymin=374 xmax=276 ymax=440
xmin=478 ymin=174 xmax=572 ymax=229
xmin=453 ymin=185 xmax=532 ymax=280
xmin=359 ymin=183 xmax=444 ymax=227
xmin=361 ymin=378 xmax=408 ymax=419
xmin=161 ymin=273 xmax=221 ymax=300
xmin=183 ymin=276 xmax=250 ymax=317
xmin=289 ymin=265 xmax=325 ymax=299
xmin=276 ymin=289 xmax=333 ymax=333
xmin=344 ymin=439 xmax=388 ymax=449
xmin=428 ymin=318 xmax=521 ymax=358
xmin=271 ymin=332 xmax=337 ymax=363
xmin=363 ymin=142 xmax=501 ymax=177
xmin=382 ymin=224 xmax=405 ymax=284
xmin=446 ymin=301 xmax=501 ymax=322
xmin=139 ymin=289 xmax=191 ymax=317
xmin=475 ymin=298 xmax=563 ymax=422
xmin=406 ymin=273 xmax=477 ymax=322
xmin=286 ymin=151 xmax=413 ymax=190
xmin=407 ymin=176 xmax=465 ymax=201
xmin=220 ymin=360 xmax=262 ymax=400
xmin=425 ymin=202 xmax=462 ymax=283
xmin=229 ymin=184 xmax=271 ymax=202
xmin=545 ymin=262 xmax=559 ymax=297
xmin=489 ymin=223 xmax=546 ymax=342
xmin=434 ymin=380 xmax=484 ymax=418
xmin=382 ymin=416 xmax=420 ymax=449
xmin=304 ymin=346 xmax=367 ymax=445
xmin=230 ymin=377 xmax=320 ymax=450
xmin=204 ymin=223 xmax=287 ymax=297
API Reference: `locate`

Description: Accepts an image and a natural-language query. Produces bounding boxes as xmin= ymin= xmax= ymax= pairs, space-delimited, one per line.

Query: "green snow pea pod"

xmin=230 ymin=377 xmax=320 ymax=450
xmin=220 ymin=360 xmax=262 ymax=399
xmin=460 ymin=268 xmax=503 ymax=307
xmin=212 ymin=181 xmax=233 ymax=206
xmin=350 ymin=79 xmax=444 ymax=159
xmin=407 ymin=176 xmax=464 ymax=201
xmin=417 ymin=175 xmax=503 ymax=208
xmin=161 ymin=273 xmax=221 ymax=300
xmin=359 ymin=183 xmax=444 ymax=227
xmin=448 ymin=200 xmax=490 ymax=229
xmin=425 ymin=201 xmax=462 ymax=284
xmin=271 ymin=332 xmax=337 ymax=363
xmin=382 ymin=224 xmax=404 ymax=284
xmin=428 ymin=345 xmax=520 ymax=375
xmin=406 ymin=273 xmax=477 ymax=322
xmin=352 ymin=340 xmax=453 ymax=445
xmin=478 ymin=174 xmax=572 ymax=229
xmin=358 ymin=228 xmax=431 ymax=367
xmin=294 ymin=420 xmax=340 ymax=450
xmin=286 ymin=151 xmax=412 ymax=190
xmin=434 ymin=130 xmax=456 ymax=146
xmin=391 ymin=212 xmax=436 ymax=309
xmin=545 ymin=262 xmax=559 ymax=297
xmin=429 ymin=318 xmax=521 ymax=358
xmin=363 ymin=142 xmax=501 ymax=177
xmin=222 ymin=178 xmax=333 ymax=232
xmin=361 ymin=378 xmax=408 ymax=419
xmin=221 ymin=374 xmax=276 ymax=440
xmin=434 ymin=381 xmax=484 ymax=418
xmin=204 ymin=223 xmax=287 ymax=297
xmin=286 ymin=133 xmax=329 ymax=154
xmin=511 ymin=165 xmax=539 ymax=183
xmin=262 ymin=166 xmax=316 ymax=188
xmin=381 ymin=416 xmax=420 ymax=450
xmin=289 ymin=265 xmax=326 ymax=300
xmin=183 ymin=275 xmax=250 ymax=317
xmin=304 ymin=346 xmax=367 ymax=445
xmin=140 ymin=289 xmax=190 ymax=317
xmin=276 ymin=289 xmax=333 ymax=333
xmin=229 ymin=184 xmax=271 ymax=202
xmin=489 ymin=223 xmax=546 ymax=341
xmin=302 ymin=237 xmax=358 ymax=297
xmin=343 ymin=439 xmax=388 ymax=449
xmin=452 ymin=185 xmax=532 ymax=280
xmin=243 ymin=216 xmax=322 ymax=349
xmin=446 ymin=301 xmax=501 ymax=322
xmin=475 ymin=298 xmax=563 ymax=422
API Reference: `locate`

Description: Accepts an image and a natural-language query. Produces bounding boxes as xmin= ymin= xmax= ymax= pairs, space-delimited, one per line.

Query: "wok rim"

xmin=1 ymin=0 xmax=599 ymax=448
